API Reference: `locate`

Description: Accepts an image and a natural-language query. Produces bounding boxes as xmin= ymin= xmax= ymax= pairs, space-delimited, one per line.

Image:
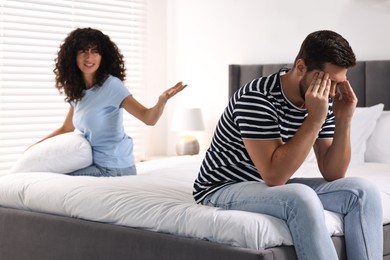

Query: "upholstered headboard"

xmin=229 ymin=60 xmax=390 ymax=109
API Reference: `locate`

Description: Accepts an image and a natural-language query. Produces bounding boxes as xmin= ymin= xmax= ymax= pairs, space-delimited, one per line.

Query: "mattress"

xmin=0 ymin=155 xmax=389 ymax=250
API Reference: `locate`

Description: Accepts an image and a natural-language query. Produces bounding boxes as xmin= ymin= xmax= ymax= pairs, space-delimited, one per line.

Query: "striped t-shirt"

xmin=193 ymin=70 xmax=335 ymax=204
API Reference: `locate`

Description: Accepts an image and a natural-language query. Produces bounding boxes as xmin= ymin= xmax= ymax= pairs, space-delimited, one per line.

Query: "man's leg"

xmin=203 ymin=181 xmax=338 ymax=260
xmin=290 ymin=177 xmax=383 ymax=260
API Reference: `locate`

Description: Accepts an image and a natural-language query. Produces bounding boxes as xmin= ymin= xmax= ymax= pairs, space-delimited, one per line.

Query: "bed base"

xmin=1 ymin=207 xmax=388 ymax=260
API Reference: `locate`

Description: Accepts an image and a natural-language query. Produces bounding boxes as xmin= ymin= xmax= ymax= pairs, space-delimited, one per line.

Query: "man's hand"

xmin=304 ymin=72 xmax=331 ymax=124
xmin=332 ymin=80 xmax=357 ymax=121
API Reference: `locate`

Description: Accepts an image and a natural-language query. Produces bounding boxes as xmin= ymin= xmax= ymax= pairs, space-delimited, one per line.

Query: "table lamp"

xmin=171 ymin=108 xmax=205 ymax=155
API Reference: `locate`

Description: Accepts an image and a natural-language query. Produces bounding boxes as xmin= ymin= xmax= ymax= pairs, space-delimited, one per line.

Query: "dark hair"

xmin=54 ymin=27 xmax=126 ymax=102
xmin=294 ymin=30 xmax=356 ymax=71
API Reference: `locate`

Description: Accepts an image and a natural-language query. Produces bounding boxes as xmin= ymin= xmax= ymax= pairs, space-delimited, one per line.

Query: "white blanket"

xmin=0 ymin=155 xmax=389 ymax=250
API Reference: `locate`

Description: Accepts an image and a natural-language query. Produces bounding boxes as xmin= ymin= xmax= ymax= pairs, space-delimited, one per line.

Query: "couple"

xmin=33 ymin=27 xmax=382 ymax=259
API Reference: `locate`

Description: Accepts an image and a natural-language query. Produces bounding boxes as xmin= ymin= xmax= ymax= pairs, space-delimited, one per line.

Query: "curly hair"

xmin=54 ymin=28 xmax=126 ymax=102
xmin=294 ymin=30 xmax=356 ymax=72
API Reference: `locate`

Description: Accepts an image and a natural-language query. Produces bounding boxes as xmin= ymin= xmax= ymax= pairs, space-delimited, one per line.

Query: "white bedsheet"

xmin=0 ymin=155 xmax=389 ymax=250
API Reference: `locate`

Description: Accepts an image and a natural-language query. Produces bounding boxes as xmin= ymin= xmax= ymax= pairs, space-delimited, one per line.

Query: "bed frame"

xmin=229 ymin=60 xmax=390 ymax=109
xmin=1 ymin=60 xmax=389 ymax=260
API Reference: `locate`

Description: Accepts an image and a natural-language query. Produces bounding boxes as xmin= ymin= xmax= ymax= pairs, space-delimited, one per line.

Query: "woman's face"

xmin=76 ymin=46 xmax=102 ymax=78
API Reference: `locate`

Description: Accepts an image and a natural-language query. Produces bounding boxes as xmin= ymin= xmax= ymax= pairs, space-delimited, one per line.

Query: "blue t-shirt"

xmin=72 ymin=75 xmax=134 ymax=168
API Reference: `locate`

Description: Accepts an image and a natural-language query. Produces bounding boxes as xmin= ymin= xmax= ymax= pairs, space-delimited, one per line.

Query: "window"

xmin=0 ymin=0 xmax=148 ymax=175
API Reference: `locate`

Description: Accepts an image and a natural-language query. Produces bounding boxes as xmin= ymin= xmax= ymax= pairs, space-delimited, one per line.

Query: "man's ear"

xmin=295 ymin=59 xmax=307 ymax=76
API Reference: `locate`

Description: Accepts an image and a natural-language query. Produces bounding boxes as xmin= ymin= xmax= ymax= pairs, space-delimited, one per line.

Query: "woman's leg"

xmin=289 ymin=177 xmax=383 ymax=260
xmin=203 ymin=181 xmax=338 ymax=260
xmin=102 ymin=165 xmax=137 ymax=176
xmin=67 ymin=164 xmax=137 ymax=176
xmin=67 ymin=164 xmax=104 ymax=176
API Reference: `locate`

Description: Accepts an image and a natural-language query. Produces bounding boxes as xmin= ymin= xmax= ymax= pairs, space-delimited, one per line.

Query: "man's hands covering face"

xmin=332 ymin=80 xmax=358 ymax=121
xmin=305 ymin=72 xmax=331 ymax=124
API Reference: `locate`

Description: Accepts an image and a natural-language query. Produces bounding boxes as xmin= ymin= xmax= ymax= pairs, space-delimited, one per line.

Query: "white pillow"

xmin=365 ymin=111 xmax=390 ymax=163
xmin=9 ymin=132 xmax=92 ymax=174
xmin=304 ymin=103 xmax=384 ymax=164
xmin=350 ymin=103 xmax=384 ymax=164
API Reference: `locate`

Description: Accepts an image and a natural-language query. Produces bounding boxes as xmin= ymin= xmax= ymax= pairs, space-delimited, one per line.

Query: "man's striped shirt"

xmin=193 ymin=70 xmax=335 ymax=204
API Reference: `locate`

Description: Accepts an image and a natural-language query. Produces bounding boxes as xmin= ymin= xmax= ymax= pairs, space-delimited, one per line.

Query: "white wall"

xmin=147 ymin=0 xmax=390 ymax=156
xmin=144 ymin=0 xmax=169 ymax=157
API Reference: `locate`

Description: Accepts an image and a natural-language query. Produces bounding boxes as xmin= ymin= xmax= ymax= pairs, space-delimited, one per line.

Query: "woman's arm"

xmin=26 ymin=106 xmax=75 ymax=150
xmin=121 ymin=81 xmax=187 ymax=126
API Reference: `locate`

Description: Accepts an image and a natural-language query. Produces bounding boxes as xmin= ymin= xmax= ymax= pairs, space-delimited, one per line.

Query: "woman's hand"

xmin=122 ymin=81 xmax=187 ymax=125
xmin=159 ymin=81 xmax=187 ymax=103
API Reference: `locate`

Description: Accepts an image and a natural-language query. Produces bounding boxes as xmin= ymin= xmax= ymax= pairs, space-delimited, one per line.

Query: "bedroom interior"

xmin=1 ymin=0 xmax=390 ymax=259
xmin=1 ymin=61 xmax=389 ymax=259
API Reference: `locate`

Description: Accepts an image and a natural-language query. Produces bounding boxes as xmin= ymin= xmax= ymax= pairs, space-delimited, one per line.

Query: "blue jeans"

xmin=67 ymin=164 xmax=137 ymax=177
xmin=203 ymin=177 xmax=383 ymax=260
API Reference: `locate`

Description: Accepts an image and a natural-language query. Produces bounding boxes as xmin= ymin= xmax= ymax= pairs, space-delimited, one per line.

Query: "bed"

xmin=1 ymin=60 xmax=389 ymax=260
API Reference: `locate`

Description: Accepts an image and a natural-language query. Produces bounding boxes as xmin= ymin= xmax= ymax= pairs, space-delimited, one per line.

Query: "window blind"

xmin=0 ymin=0 xmax=148 ymax=175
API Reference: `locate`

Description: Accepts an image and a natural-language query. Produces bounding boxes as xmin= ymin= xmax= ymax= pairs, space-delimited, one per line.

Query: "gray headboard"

xmin=229 ymin=60 xmax=390 ymax=109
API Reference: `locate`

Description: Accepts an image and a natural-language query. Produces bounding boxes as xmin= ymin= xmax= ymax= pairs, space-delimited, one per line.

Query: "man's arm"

xmin=244 ymin=72 xmax=331 ymax=186
xmin=314 ymin=80 xmax=357 ymax=181
xmin=243 ymin=116 xmax=323 ymax=186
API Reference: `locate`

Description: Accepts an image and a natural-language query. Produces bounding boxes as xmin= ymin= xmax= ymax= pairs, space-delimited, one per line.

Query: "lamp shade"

xmin=171 ymin=108 xmax=205 ymax=132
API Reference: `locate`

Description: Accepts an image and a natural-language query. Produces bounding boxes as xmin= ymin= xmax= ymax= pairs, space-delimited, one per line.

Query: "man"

xmin=193 ymin=30 xmax=383 ymax=259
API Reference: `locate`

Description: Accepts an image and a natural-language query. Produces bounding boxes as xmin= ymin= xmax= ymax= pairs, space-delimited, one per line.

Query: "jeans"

xmin=203 ymin=177 xmax=383 ymax=260
xmin=67 ymin=164 xmax=137 ymax=177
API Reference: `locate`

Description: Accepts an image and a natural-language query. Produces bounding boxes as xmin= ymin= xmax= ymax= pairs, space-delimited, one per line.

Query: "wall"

xmin=147 ymin=0 xmax=390 ymax=156
xmin=144 ymin=0 xmax=169 ymax=158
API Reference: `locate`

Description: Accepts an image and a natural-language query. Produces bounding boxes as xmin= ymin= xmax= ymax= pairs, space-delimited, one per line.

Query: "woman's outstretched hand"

xmin=159 ymin=81 xmax=187 ymax=103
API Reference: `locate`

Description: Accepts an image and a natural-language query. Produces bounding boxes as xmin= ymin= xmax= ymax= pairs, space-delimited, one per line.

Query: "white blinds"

xmin=0 ymin=0 xmax=148 ymax=175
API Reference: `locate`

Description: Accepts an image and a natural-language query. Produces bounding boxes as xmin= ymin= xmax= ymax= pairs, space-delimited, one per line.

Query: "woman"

xmin=31 ymin=27 xmax=186 ymax=177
